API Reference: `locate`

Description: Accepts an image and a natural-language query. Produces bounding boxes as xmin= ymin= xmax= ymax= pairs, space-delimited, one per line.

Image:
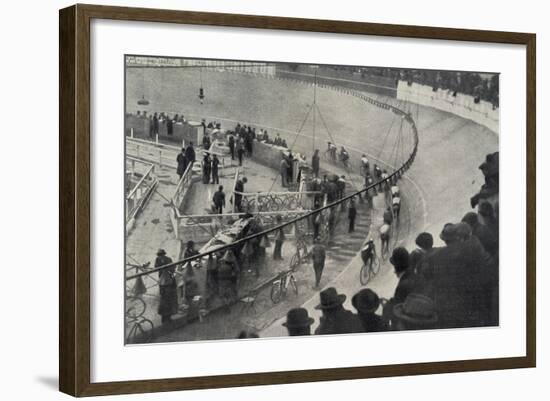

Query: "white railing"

xmin=125 ymin=159 xmax=157 ymax=225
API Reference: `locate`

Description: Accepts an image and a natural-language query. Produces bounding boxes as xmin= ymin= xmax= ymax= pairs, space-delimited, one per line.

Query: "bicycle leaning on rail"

xmin=270 ymin=269 xmax=299 ymax=304
xmin=359 ymin=238 xmax=381 ymax=285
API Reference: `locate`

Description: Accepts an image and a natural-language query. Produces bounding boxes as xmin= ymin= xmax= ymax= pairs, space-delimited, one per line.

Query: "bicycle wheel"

xmin=371 ymin=256 xmax=381 ymax=276
xmin=289 ymin=275 xmax=298 ymax=296
xmin=360 ymin=263 xmax=371 ymax=285
xmin=270 ymin=281 xmax=282 ymax=304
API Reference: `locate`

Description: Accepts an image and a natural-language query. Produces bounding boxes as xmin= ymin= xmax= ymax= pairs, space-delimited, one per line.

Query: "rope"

xmin=315 ymin=103 xmax=360 ymax=192
xmin=265 ymin=103 xmax=314 ymax=194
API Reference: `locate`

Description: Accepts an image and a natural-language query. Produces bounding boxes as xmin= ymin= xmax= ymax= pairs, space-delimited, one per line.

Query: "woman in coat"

xmin=156 ymin=249 xmax=177 ymax=324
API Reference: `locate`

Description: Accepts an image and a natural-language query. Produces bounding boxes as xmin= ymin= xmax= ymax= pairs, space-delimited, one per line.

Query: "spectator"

xmin=352 ymin=289 xmax=389 ymax=332
xmin=185 ymin=142 xmax=196 ymax=165
xmin=383 ymin=247 xmax=416 ymax=326
xmin=314 ymin=287 xmax=361 ymax=335
xmin=153 ymin=112 xmax=159 ymax=136
xmin=312 ymin=149 xmax=320 ymax=177
xmin=156 ymin=249 xmax=177 ymax=324
xmin=462 ymin=212 xmax=497 ymax=256
xmin=273 ymin=215 xmax=285 ymax=260
xmin=167 ymin=116 xmax=173 ymax=135
xmin=237 ymin=141 xmax=245 ymax=166
xmin=392 ymin=293 xmax=438 ymax=331
xmin=176 ymin=147 xmax=188 ymax=180
xmin=211 ymin=154 xmax=220 ymax=184
xmin=212 ymin=185 xmax=226 ymax=214
xmin=348 ymin=197 xmax=357 ymax=233
xmin=237 ymin=330 xmax=259 ymax=339
xmin=228 ymin=133 xmax=235 ymax=160
xmin=478 ymin=201 xmax=499 ymax=239
xmin=184 ymin=240 xmax=199 ymax=260
xmin=311 ymin=238 xmax=326 ymax=289
xmin=202 ymin=152 xmax=212 ymax=184
xmin=280 ymin=157 xmax=289 ymax=187
xmin=283 ymin=308 xmax=315 ymax=336
xmin=409 ymin=232 xmax=434 ymax=274
xmin=422 ymin=223 xmax=487 ymax=328
xmin=234 ymin=176 xmax=247 ymax=212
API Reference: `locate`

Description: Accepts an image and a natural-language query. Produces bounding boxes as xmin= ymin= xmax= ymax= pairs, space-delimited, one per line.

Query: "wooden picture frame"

xmin=59 ymin=3 xmax=536 ymax=397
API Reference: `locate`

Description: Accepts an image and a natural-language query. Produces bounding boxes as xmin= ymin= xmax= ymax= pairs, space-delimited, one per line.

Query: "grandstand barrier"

xmin=396 ymin=81 xmax=499 ymax=134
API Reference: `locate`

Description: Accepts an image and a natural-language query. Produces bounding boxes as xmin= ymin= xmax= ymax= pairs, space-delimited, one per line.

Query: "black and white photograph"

xmin=124 ymin=56 xmax=499 ymax=344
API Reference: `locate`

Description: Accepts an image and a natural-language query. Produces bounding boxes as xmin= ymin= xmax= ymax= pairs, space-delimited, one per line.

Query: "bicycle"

xmin=359 ymin=242 xmax=381 ymax=285
xmin=270 ymin=269 xmax=298 ymax=304
xmin=125 ymin=296 xmax=154 ymax=343
xmin=289 ymin=239 xmax=310 ymax=270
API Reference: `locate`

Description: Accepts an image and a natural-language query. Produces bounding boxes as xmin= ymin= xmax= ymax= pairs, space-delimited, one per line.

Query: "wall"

xmin=397 ymin=81 xmax=500 ymax=134
xmin=1 ymin=1 xmax=546 ymax=401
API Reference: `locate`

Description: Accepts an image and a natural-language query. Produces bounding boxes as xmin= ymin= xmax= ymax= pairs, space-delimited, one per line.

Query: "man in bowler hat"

xmin=352 ymin=288 xmax=389 ymax=332
xmin=283 ymin=308 xmax=315 ymax=336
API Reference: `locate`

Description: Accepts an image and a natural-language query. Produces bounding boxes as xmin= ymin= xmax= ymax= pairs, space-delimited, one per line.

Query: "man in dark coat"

xmin=153 ymin=113 xmax=159 ymax=136
xmin=233 ymin=176 xmax=247 ymax=212
xmin=283 ymin=308 xmax=315 ymax=336
xmin=280 ymin=157 xmax=289 ymax=187
xmin=348 ymin=198 xmax=357 ymax=233
xmin=211 ymin=154 xmax=220 ymax=184
xmin=237 ymin=142 xmax=245 ymax=166
xmin=409 ymin=232 xmax=434 ymax=275
xmin=311 ymin=239 xmax=326 ymax=288
xmin=176 ymin=148 xmax=188 ymax=180
xmin=462 ymin=212 xmax=497 ymax=256
xmin=228 ymin=134 xmax=235 ymax=160
xmin=311 ymin=149 xmax=320 ymax=178
xmin=383 ymin=247 xmax=418 ymax=327
xmin=167 ymin=117 xmax=173 ymax=135
xmin=156 ymin=249 xmax=177 ymax=324
xmin=212 ymin=185 xmax=226 ymax=214
xmin=202 ymin=153 xmax=212 ymax=184
xmin=422 ymin=223 xmax=488 ymax=329
xmin=314 ymin=287 xmax=362 ymax=335
xmin=185 ymin=142 xmax=196 ymax=165
xmin=352 ymin=288 xmax=389 ymax=332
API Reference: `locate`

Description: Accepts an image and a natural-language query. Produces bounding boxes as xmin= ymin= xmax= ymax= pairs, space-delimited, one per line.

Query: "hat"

xmin=390 ymin=247 xmax=409 ymax=270
xmin=315 ymin=287 xmax=346 ymax=310
xmin=352 ymin=289 xmax=380 ymax=314
xmin=156 ymin=249 xmax=166 ymax=256
xmin=393 ymin=293 xmax=438 ymax=326
xmin=439 ymin=223 xmax=458 ymax=242
xmin=461 ymin=212 xmax=479 ymax=228
xmin=282 ymin=308 xmax=315 ymax=328
xmin=186 ymin=240 xmax=195 ymax=248
xmin=415 ymin=232 xmax=433 ymax=250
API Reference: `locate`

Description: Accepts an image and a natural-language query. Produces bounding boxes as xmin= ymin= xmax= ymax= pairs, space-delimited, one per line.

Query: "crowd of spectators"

xmin=235 ymin=151 xmax=500 ymax=337
xmin=286 ymin=64 xmax=499 ymax=107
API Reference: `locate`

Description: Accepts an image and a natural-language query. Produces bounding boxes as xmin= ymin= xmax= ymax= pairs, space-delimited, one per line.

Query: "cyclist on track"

xmin=360 ymin=237 xmax=376 ymax=269
xmin=340 ymin=146 xmax=350 ymax=165
xmin=392 ymin=194 xmax=401 ymax=220
xmin=327 ymin=141 xmax=337 ymax=161
xmin=379 ymin=223 xmax=391 ymax=257
xmin=360 ymin=154 xmax=370 ymax=176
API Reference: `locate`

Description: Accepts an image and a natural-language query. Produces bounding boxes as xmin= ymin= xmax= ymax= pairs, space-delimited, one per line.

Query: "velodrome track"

xmin=126 ymin=68 xmax=498 ymax=334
